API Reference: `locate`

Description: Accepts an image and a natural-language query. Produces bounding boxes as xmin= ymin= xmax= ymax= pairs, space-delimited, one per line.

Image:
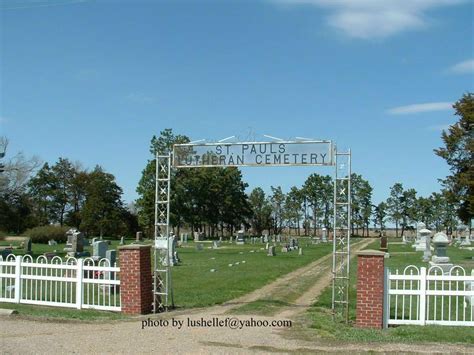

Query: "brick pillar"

xmin=356 ymin=250 xmax=386 ymax=329
xmin=118 ymin=245 xmax=153 ymax=315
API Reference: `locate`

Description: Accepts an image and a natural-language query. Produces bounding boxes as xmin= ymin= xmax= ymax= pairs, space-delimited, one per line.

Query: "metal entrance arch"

xmin=153 ymin=140 xmax=351 ymax=322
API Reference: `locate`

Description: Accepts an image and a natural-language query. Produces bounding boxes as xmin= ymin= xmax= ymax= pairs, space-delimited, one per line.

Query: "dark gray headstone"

xmin=105 ymin=249 xmax=117 ymax=265
xmin=24 ymin=238 xmax=32 ymax=254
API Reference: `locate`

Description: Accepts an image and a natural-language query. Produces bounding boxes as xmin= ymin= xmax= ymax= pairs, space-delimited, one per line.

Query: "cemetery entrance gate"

xmin=154 ymin=140 xmax=352 ymax=322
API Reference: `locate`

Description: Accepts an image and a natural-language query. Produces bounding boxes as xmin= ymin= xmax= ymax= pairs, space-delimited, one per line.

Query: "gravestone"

xmin=459 ymin=225 xmax=471 ymax=246
xmin=93 ymin=241 xmax=108 ymax=260
xmin=24 ymin=238 xmax=32 ymax=254
xmin=267 ymin=246 xmax=276 ymax=256
xmin=168 ymin=236 xmax=178 ymax=266
xmin=194 ymin=232 xmax=200 ymax=242
xmin=196 ymin=243 xmax=204 ymax=251
xmin=380 ymin=235 xmax=388 ymax=252
xmin=92 ymin=237 xmax=99 ymax=245
xmin=180 ymin=234 xmax=185 ymax=243
xmin=213 ymin=241 xmax=219 ymax=249
xmin=136 ymin=231 xmax=142 ymax=242
xmin=299 ymin=247 xmax=303 ymax=256
xmin=321 ymin=228 xmax=328 ymax=243
xmin=413 ymin=222 xmax=426 ymax=250
xmin=265 ymin=242 xmax=269 ymax=250
xmin=64 ymin=228 xmax=84 ymax=256
xmin=429 ymin=232 xmax=453 ymax=273
xmin=184 ymin=234 xmax=188 ymax=243
xmin=421 ymin=228 xmax=432 ymax=262
xmin=105 ymin=249 xmax=117 ymax=265
xmin=236 ymin=230 xmax=245 ymax=245
xmin=48 ymin=240 xmax=57 ymax=246
xmin=281 ymin=247 xmax=288 ymax=253
xmin=119 ymin=236 xmax=125 ymax=245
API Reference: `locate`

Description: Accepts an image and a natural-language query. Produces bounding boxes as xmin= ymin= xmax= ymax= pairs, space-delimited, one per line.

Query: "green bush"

xmin=24 ymin=225 xmax=70 ymax=244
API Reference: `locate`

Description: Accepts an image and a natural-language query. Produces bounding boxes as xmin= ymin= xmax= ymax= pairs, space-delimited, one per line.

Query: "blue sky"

xmin=1 ymin=0 xmax=473 ymax=205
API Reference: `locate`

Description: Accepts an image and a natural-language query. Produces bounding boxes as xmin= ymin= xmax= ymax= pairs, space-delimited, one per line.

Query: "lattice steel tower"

xmin=153 ymin=152 xmax=174 ymax=312
xmin=332 ymin=147 xmax=352 ymax=322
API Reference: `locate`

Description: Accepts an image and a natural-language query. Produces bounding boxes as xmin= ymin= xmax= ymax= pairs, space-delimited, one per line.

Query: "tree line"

xmin=0 ymin=151 xmax=137 ymax=237
xmin=0 ymin=93 xmax=471 ymax=238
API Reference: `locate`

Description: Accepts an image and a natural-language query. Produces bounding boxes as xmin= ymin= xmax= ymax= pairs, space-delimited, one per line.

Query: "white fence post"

xmin=14 ymin=256 xmax=22 ymax=304
xmin=76 ymin=259 xmax=83 ymax=309
xmin=419 ymin=267 xmax=427 ymax=325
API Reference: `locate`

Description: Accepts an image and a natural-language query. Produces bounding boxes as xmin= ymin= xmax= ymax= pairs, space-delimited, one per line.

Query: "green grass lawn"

xmin=303 ymin=238 xmax=474 ymax=344
xmin=170 ymin=239 xmax=334 ymax=308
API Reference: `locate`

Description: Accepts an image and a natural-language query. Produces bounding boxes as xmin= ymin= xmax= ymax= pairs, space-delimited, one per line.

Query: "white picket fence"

xmin=386 ymin=265 xmax=474 ymax=327
xmin=0 ymin=254 xmax=121 ymax=312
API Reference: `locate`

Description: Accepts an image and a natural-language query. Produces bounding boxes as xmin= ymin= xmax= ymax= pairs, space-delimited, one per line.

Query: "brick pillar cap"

xmin=357 ymin=249 xmax=386 ymax=256
xmin=118 ymin=244 xmax=151 ymax=251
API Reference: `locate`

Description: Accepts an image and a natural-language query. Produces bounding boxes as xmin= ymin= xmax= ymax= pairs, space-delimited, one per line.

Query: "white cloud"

xmin=387 ymin=102 xmax=453 ymax=115
xmin=448 ymin=59 xmax=474 ymax=74
xmin=127 ymin=93 xmax=157 ymax=104
xmin=271 ymin=0 xmax=465 ymax=39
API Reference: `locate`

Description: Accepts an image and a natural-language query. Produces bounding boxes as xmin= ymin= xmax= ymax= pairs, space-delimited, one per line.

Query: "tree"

xmin=386 ymin=183 xmax=404 ymax=237
xmin=248 ymin=187 xmax=272 ymax=236
xmin=50 ymin=158 xmax=76 ymax=226
xmin=285 ymin=186 xmax=303 ymax=235
xmin=0 ymin=138 xmax=41 ymax=233
xmin=80 ymin=166 xmax=124 ymax=237
xmin=0 ymin=193 xmax=36 ymax=234
xmin=28 ymin=158 xmax=78 ymax=226
xmin=399 ymin=188 xmax=417 ymax=236
xmin=350 ymin=174 xmax=372 ymax=237
xmin=136 ymin=129 xmax=251 ymax=238
xmin=372 ymin=202 xmax=387 ymax=233
xmin=136 ymin=129 xmax=189 ymax=235
xmin=434 ymin=93 xmax=473 ymax=224
xmin=302 ymin=174 xmax=333 ymax=235
xmin=28 ymin=163 xmax=57 ymax=225
xmin=65 ymin=166 xmax=89 ymax=228
xmin=0 ymin=137 xmax=41 ymax=196
xmin=269 ymin=186 xmax=285 ymax=235
xmin=415 ymin=196 xmax=433 ymax=229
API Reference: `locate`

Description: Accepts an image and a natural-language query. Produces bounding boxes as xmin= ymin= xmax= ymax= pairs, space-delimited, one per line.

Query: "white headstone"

xmin=420 ymin=228 xmax=432 ymax=262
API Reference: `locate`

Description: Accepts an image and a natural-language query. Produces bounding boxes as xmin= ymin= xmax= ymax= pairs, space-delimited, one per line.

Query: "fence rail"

xmin=386 ymin=265 xmax=474 ymax=327
xmin=0 ymin=254 xmax=121 ymax=312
